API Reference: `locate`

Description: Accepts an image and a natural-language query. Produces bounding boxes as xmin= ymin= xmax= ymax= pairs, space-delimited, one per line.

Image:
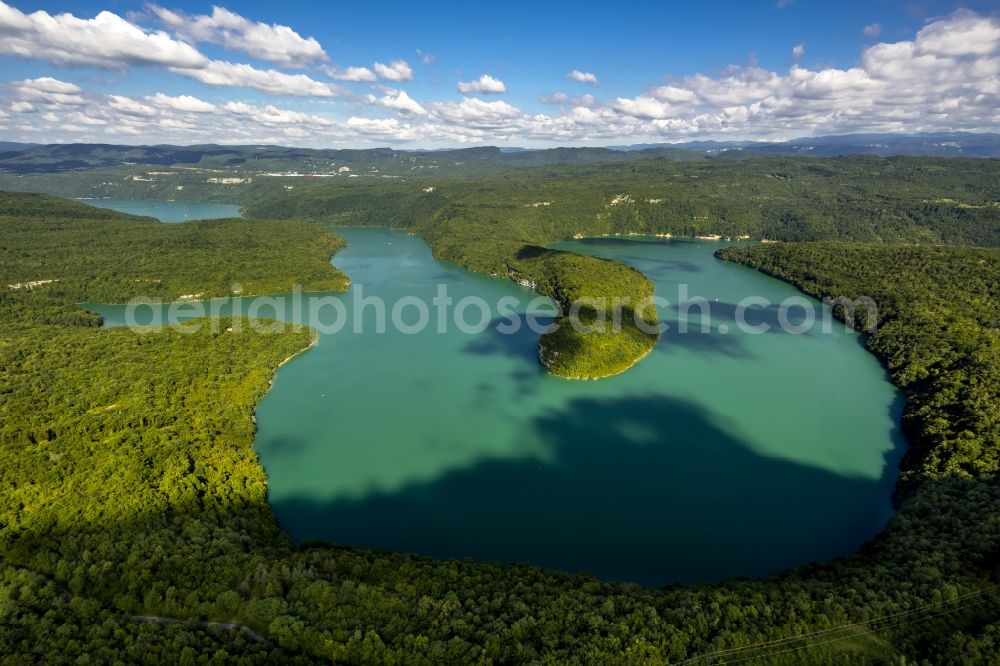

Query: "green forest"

xmin=243 ymin=156 xmax=1000 ymax=247
xmin=0 ymin=192 xmax=349 ymax=303
xmin=1 ymin=150 xmax=999 ymax=664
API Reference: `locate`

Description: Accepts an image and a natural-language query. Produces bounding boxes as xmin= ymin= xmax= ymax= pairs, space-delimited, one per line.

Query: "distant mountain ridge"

xmin=0 ymin=133 xmax=997 ymax=173
xmin=0 ymin=141 xmax=41 ymax=153
xmin=610 ymin=132 xmax=1000 ymax=157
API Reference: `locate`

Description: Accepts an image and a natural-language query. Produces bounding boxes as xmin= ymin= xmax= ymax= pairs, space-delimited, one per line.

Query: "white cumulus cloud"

xmin=429 ymin=97 xmax=522 ymax=130
xmin=457 ymin=74 xmax=507 ymax=94
xmin=169 ymin=60 xmax=342 ymax=97
xmin=147 ymin=92 xmax=218 ymax=113
xmin=567 ymin=70 xmax=598 ymax=85
xmin=148 ymin=4 xmax=327 ymax=67
xmin=539 ymin=92 xmax=596 ymax=106
xmin=0 ymin=3 xmax=339 ymax=98
xmin=222 ymin=101 xmax=332 ymax=126
xmin=9 ymin=77 xmax=86 ymax=105
xmin=347 ymin=116 xmax=414 ymax=139
xmin=0 ymin=1 xmax=206 ymax=69
xmin=325 ymin=65 xmax=377 ymax=82
xmin=66 ymin=111 xmax=107 ymax=125
xmin=108 ymin=95 xmax=156 ymax=116
xmin=376 ymin=90 xmax=427 ymax=115
xmin=913 ymin=9 xmax=1000 ymax=57
xmin=374 ymin=60 xmax=414 ymax=81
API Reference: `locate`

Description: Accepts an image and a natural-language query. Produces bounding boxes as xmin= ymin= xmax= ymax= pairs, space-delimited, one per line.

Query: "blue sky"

xmin=1 ymin=1 xmax=999 ymax=146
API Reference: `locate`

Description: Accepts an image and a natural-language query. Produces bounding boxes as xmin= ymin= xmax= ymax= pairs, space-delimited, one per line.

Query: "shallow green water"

xmin=78 ymin=198 xmax=242 ymax=222
xmin=88 ymin=228 xmax=904 ymax=585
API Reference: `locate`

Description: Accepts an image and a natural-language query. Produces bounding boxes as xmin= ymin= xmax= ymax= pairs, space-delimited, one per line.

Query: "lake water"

xmin=78 ymin=198 xmax=242 ymax=222
xmin=258 ymin=230 xmax=904 ymax=585
xmin=87 ymin=226 xmax=905 ymax=586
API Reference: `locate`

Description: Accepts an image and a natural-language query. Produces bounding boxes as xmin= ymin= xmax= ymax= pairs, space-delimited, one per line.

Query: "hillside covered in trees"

xmin=0 ymin=192 xmax=349 ymax=304
xmin=1 ymin=156 xmax=999 ymax=663
xmin=244 ymin=156 xmax=1000 ymax=247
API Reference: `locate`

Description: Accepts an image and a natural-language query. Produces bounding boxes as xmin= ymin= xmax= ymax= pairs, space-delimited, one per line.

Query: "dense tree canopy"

xmin=0 ymin=192 xmax=349 ymax=303
xmin=245 ymin=156 xmax=1000 ymax=247
xmin=1 ymin=160 xmax=998 ymax=664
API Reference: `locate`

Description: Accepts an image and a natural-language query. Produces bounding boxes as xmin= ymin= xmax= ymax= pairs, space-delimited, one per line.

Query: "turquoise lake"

xmin=88 ymin=214 xmax=905 ymax=586
xmin=78 ymin=198 xmax=242 ymax=222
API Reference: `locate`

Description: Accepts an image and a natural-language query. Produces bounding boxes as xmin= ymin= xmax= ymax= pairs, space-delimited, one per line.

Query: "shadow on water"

xmin=461 ymin=316 xmax=554 ymax=360
xmin=271 ymin=394 xmax=903 ymax=586
xmin=657 ymin=323 xmax=753 ymax=359
xmin=461 ymin=316 xmax=555 ymax=396
xmin=671 ymin=300 xmax=817 ymax=336
xmin=622 ymin=256 xmax=703 ymax=274
xmin=258 ymin=437 xmax=309 ymax=457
